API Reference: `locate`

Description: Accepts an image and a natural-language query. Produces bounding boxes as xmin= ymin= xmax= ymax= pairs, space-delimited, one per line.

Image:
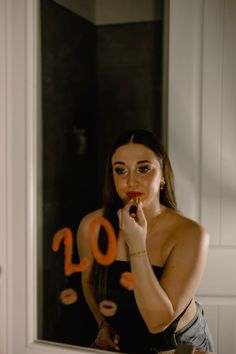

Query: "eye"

xmin=137 ymin=165 xmax=151 ymax=174
xmin=114 ymin=167 xmax=128 ymax=175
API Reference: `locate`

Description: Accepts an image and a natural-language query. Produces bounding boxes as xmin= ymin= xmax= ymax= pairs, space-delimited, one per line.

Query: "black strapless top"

xmin=103 ymin=260 xmax=175 ymax=354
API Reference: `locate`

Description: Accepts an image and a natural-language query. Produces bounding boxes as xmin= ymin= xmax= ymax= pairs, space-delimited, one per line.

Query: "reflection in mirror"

xmin=38 ymin=0 xmax=165 ymax=349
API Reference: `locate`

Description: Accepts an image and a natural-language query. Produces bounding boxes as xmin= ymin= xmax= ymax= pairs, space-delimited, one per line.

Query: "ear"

xmin=160 ymin=179 xmax=166 ymax=190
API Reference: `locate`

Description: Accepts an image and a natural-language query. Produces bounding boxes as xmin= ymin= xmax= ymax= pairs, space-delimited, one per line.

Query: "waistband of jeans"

xmin=174 ymin=300 xmax=203 ymax=337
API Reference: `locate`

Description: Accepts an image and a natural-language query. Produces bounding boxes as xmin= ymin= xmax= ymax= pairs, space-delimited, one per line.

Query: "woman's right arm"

xmin=76 ymin=211 xmax=120 ymax=351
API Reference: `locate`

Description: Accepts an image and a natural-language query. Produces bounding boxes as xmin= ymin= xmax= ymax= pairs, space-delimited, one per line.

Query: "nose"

xmin=126 ymin=171 xmax=137 ymax=186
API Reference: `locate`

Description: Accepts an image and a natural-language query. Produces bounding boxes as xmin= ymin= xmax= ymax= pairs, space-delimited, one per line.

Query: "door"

xmin=168 ymin=1 xmax=236 ymax=353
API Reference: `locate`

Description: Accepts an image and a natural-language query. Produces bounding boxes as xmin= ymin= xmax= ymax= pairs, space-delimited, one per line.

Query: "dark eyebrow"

xmin=112 ymin=160 xmax=152 ymax=166
xmin=137 ymin=160 xmax=151 ymax=164
xmin=112 ymin=161 xmax=126 ymax=166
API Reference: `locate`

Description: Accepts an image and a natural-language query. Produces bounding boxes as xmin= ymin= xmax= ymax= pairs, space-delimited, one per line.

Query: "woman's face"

xmin=111 ymin=143 xmax=163 ymax=207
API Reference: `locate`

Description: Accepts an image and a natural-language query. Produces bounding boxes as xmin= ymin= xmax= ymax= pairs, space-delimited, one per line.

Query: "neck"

xmin=143 ymin=202 xmax=164 ymax=224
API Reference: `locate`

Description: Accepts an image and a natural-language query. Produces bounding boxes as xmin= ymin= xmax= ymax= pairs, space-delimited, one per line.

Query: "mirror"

xmin=38 ymin=0 xmax=166 ymax=349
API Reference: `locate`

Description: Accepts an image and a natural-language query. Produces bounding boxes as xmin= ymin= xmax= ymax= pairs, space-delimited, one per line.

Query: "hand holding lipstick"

xmin=127 ymin=192 xmax=142 ymax=219
xmin=117 ymin=198 xmax=147 ymax=253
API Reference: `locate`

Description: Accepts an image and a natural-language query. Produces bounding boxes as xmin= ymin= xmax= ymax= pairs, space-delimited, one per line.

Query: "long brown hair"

xmin=91 ymin=129 xmax=177 ymax=302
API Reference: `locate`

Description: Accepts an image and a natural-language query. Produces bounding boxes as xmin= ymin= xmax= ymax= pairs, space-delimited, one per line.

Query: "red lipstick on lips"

xmin=127 ymin=192 xmax=142 ymax=218
xmin=127 ymin=192 xmax=142 ymax=198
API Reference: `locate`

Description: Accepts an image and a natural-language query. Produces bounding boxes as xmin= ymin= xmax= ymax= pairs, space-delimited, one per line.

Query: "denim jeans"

xmin=173 ymin=301 xmax=214 ymax=352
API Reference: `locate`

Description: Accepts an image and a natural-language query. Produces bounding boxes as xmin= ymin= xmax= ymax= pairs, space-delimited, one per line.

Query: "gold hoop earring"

xmin=160 ymin=180 xmax=165 ymax=190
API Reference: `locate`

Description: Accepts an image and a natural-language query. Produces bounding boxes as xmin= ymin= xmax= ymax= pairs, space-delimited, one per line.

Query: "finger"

xmin=113 ymin=335 xmax=120 ymax=351
xmin=113 ymin=333 xmax=120 ymax=344
xmin=113 ymin=344 xmax=120 ymax=351
xmin=124 ymin=197 xmax=136 ymax=208
xmin=136 ymin=202 xmax=146 ymax=225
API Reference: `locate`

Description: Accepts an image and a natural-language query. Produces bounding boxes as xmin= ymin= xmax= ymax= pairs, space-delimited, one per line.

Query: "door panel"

xmin=168 ymin=1 xmax=236 ymax=353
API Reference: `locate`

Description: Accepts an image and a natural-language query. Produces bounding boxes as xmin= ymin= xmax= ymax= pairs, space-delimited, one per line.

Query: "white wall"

xmin=168 ymin=1 xmax=236 ymax=353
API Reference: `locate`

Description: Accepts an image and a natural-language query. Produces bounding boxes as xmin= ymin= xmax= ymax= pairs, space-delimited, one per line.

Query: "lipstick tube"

xmin=129 ymin=198 xmax=138 ymax=218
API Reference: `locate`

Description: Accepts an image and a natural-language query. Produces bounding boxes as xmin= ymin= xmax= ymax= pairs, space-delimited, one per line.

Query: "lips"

xmin=127 ymin=192 xmax=142 ymax=198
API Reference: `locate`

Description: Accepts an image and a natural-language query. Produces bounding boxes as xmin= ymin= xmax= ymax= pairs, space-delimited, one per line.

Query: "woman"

xmin=77 ymin=129 xmax=214 ymax=353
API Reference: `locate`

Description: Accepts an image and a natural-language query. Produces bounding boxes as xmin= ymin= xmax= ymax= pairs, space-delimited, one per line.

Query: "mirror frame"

xmin=0 ymin=0 xmax=204 ymax=353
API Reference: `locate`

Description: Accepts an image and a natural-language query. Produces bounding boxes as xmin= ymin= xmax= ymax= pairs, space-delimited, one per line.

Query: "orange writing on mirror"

xmin=52 ymin=216 xmax=137 ymax=306
xmin=120 ymin=271 xmax=137 ymax=290
xmin=89 ymin=215 xmax=117 ymax=265
xmin=60 ymin=288 xmax=78 ymax=305
xmin=52 ymin=227 xmax=90 ymax=275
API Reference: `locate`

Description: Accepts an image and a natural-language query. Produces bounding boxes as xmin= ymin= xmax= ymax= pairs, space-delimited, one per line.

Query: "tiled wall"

xmin=96 ymin=21 xmax=163 ymax=187
xmin=40 ymin=0 xmax=98 ymax=344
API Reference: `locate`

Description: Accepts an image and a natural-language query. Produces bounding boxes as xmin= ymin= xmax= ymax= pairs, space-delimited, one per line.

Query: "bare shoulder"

xmin=77 ymin=208 xmax=104 ymax=236
xmin=159 ymin=208 xmax=209 ymax=246
xmin=76 ymin=208 xmax=104 ymax=259
xmin=172 ymin=211 xmax=210 ymax=247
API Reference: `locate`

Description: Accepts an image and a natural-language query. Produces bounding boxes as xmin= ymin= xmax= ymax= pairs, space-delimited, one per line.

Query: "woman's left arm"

xmin=118 ymin=203 xmax=209 ymax=333
xmin=132 ymin=226 xmax=209 ymax=333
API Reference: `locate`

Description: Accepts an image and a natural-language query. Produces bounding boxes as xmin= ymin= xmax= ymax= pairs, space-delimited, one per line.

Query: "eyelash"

xmin=114 ymin=166 xmax=151 ymax=175
xmin=114 ymin=168 xmax=127 ymax=175
xmin=137 ymin=166 xmax=151 ymax=174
